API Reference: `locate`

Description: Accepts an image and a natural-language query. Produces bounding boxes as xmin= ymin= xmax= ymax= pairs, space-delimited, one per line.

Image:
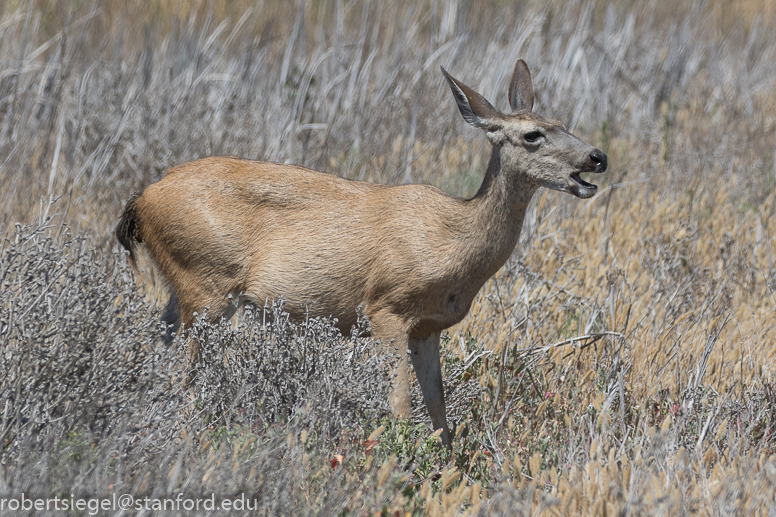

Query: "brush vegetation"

xmin=1 ymin=0 xmax=776 ymax=515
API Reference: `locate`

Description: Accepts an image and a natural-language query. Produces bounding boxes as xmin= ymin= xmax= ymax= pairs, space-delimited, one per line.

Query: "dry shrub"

xmin=188 ymin=302 xmax=391 ymax=435
xmin=0 ymin=217 xmax=398 ymax=515
xmin=0 ymin=214 xmax=173 ymax=457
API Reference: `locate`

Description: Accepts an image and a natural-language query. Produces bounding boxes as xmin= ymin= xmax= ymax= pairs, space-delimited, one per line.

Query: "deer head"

xmin=441 ymin=59 xmax=607 ymax=199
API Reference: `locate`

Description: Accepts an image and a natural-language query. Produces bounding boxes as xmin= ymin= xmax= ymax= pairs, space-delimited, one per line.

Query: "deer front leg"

xmin=370 ymin=314 xmax=412 ymax=418
xmin=388 ymin=350 xmax=412 ymax=419
xmin=409 ymin=332 xmax=451 ymax=447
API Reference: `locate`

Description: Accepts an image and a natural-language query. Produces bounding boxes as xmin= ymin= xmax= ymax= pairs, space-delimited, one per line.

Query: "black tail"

xmin=116 ymin=192 xmax=143 ymax=271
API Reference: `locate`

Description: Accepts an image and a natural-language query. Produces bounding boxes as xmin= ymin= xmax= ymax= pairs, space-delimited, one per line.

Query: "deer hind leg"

xmin=161 ymin=289 xmax=181 ymax=345
xmin=179 ymin=294 xmax=240 ymax=386
xmin=409 ymin=332 xmax=451 ymax=447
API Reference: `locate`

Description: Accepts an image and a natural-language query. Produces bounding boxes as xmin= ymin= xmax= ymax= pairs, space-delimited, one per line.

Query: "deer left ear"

xmin=508 ymin=59 xmax=534 ymax=112
xmin=441 ymin=66 xmax=502 ymax=131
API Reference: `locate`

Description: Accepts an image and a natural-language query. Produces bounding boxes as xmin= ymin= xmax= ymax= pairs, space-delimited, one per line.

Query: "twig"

xmin=515 ymin=332 xmax=625 ymax=361
xmin=496 ymin=370 xmax=526 ymax=429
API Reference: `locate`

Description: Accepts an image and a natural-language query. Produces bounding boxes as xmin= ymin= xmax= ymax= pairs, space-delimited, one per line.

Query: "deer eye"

xmin=523 ymin=131 xmax=543 ymax=143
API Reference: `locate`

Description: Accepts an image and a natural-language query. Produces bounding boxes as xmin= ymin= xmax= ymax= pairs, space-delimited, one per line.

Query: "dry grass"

xmin=2 ymin=0 xmax=776 ymax=515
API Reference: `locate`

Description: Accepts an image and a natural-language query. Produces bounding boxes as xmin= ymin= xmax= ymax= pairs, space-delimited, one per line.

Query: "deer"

xmin=116 ymin=58 xmax=606 ymax=447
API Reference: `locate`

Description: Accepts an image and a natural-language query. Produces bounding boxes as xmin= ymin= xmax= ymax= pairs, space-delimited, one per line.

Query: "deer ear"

xmin=508 ymin=59 xmax=534 ymax=112
xmin=441 ymin=66 xmax=501 ymax=130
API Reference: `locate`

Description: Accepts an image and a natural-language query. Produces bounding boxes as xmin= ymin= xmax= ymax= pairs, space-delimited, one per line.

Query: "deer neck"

xmin=460 ymin=147 xmax=537 ymax=281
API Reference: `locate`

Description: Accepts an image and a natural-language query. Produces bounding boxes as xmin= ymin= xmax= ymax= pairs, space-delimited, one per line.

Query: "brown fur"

xmin=116 ymin=59 xmax=607 ymax=446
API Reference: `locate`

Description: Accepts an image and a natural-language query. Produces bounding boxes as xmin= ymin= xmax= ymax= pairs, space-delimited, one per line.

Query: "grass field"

xmin=2 ymin=0 xmax=776 ymax=514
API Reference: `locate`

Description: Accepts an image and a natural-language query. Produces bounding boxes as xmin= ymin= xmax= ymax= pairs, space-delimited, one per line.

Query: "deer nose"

xmin=590 ymin=149 xmax=607 ymax=172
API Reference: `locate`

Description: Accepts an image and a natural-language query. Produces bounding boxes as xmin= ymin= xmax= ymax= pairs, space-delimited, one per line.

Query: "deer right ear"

xmin=508 ymin=59 xmax=534 ymax=112
xmin=441 ymin=66 xmax=501 ymax=130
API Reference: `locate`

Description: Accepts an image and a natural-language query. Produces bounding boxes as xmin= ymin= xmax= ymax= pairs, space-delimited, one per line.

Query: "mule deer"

xmin=116 ymin=59 xmax=606 ymax=447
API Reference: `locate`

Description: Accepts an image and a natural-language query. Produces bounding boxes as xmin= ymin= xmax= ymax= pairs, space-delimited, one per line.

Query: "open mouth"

xmin=571 ymin=172 xmax=597 ymax=191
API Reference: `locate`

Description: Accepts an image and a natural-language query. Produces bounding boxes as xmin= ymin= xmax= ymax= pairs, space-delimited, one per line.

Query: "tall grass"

xmin=2 ymin=0 xmax=776 ymax=514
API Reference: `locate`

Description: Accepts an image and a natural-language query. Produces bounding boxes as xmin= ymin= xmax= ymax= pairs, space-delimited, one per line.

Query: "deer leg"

xmin=161 ymin=290 xmax=181 ymax=345
xmin=409 ymin=332 xmax=451 ymax=447
xmin=180 ymin=295 xmax=239 ymax=386
xmin=370 ymin=314 xmax=412 ymax=418
xmin=388 ymin=347 xmax=412 ymax=419
xmin=180 ymin=309 xmax=200 ymax=387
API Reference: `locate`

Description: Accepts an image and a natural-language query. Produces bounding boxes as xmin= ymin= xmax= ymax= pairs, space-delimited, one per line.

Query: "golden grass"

xmin=463 ymin=181 xmax=776 ymax=386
